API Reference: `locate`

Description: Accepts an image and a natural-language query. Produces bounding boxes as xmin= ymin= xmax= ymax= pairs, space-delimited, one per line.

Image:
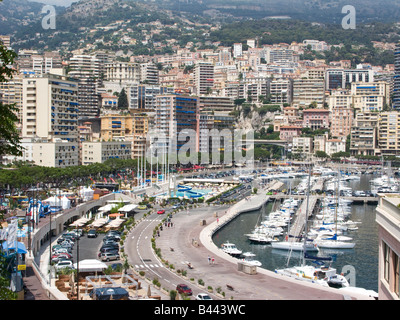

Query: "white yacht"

xmin=271 ymin=241 xmax=319 ymax=252
xmin=221 ymin=241 xmax=242 ymax=256
xmin=241 ymin=252 xmax=262 ymax=267
xmin=275 ymin=264 xmax=349 ymax=288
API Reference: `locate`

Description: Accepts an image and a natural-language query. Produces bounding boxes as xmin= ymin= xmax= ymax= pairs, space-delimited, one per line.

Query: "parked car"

xmin=138 ymin=205 xmax=147 ymax=210
xmin=52 ymin=248 xmax=71 ymax=255
xmin=196 ymin=293 xmax=213 ymax=300
xmin=100 ymin=252 xmax=120 ymax=262
xmin=106 ymin=231 xmax=121 ymax=240
xmin=176 ymin=284 xmax=193 ymax=296
xmin=55 ymin=260 xmax=74 ymax=271
xmin=98 ymin=247 xmax=119 ymax=257
xmin=100 ymin=243 xmax=119 ymax=250
xmin=103 ymin=236 xmax=119 ymax=243
xmin=63 ymin=233 xmax=76 ymax=241
xmin=87 ymin=229 xmax=98 ymax=238
xmin=60 ymin=241 xmax=74 ymax=249
xmin=103 ymin=239 xmax=119 ymax=246
xmin=51 ymin=253 xmax=73 ymax=263
xmin=157 ymin=209 xmax=165 ymax=215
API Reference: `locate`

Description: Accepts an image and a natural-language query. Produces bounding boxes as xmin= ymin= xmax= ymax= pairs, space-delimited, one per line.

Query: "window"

xmin=384 ymin=242 xmax=390 ymax=283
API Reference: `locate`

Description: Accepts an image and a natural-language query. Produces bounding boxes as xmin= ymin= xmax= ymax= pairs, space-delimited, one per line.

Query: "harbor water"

xmin=212 ymin=174 xmax=379 ymax=292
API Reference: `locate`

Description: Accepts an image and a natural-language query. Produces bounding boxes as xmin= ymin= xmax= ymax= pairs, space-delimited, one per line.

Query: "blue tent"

xmin=1 ymin=241 xmax=27 ymax=254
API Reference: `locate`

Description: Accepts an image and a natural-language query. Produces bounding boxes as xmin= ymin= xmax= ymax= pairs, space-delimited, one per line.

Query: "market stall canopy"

xmin=61 ymin=195 xmax=71 ymax=209
xmin=73 ymin=259 xmax=107 ymax=272
xmin=79 ymin=186 xmax=94 ymax=201
xmin=2 ymin=241 xmax=27 ymax=254
xmin=43 ymin=196 xmax=59 ymax=206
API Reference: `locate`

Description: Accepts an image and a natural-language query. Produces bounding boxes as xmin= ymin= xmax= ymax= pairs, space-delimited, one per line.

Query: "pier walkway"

xmin=287 ymin=195 xmax=319 ymax=241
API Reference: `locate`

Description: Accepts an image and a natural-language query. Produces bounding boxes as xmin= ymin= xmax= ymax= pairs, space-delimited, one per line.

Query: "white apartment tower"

xmin=22 ymin=74 xmax=79 ymax=167
xmin=194 ymin=62 xmax=214 ymax=95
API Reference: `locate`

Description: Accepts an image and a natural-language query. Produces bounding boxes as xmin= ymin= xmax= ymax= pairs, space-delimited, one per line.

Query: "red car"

xmin=157 ymin=209 xmax=165 ymax=214
xmin=176 ymin=284 xmax=193 ymax=296
xmin=51 ymin=253 xmax=72 ymax=263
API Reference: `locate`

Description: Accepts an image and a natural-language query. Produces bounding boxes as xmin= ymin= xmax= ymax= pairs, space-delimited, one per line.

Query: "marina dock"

xmin=287 ymin=195 xmax=319 ymax=241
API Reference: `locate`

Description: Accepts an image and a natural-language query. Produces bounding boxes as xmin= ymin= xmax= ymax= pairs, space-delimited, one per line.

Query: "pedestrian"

xmin=208 ymin=255 xmax=211 ymax=264
xmin=211 ymin=257 xmax=215 ymax=265
xmin=171 ymin=222 xmax=173 ymax=227
xmin=217 ymin=217 xmax=219 ymax=223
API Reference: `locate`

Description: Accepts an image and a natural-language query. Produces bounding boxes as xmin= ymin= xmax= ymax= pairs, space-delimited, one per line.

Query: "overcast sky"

xmin=28 ymin=0 xmax=80 ymax=7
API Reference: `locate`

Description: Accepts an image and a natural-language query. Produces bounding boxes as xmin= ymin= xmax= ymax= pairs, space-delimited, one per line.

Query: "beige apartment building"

xmin=292 ymin=136 xmax=313 ymax=155
xmin=33 ymin=140 xmax=79 ymax=167
xmin=378 ymin=112 xmax=400 ymax=156
xmin=351 ymin=81 xmax=390 ymax=112
xmin=350 ymin=112 xmax=379 ymax=156
xmin=100 ymin=114 xmax=134 ymax=141
xmin=376 ymin=194 xmax=400 ymax=300
xmin=0 ymin=74 xmax=23 ymax=130
xmin=81 ymin=141 xmax=132 ymax=165
xmin=292 ymin=78 xmax=325 ymax=108
xmin=330 ymin=106 xmax=353 ymax=138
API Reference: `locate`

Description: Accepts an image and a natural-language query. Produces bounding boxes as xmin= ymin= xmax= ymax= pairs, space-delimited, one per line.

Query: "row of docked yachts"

xmin=244 ymin=197 xmax=301 ymax=244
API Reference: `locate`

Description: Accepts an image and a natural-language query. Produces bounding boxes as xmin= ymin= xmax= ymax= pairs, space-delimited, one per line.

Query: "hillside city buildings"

xmin=0 ymin=34 xmax=399 ymax=167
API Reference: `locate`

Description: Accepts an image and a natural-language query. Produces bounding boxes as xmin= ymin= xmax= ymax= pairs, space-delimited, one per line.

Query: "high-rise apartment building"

xmin=393 ymin=42 xmax=400 ymax=110
xmin=68 ymin=54 xmax=101 ymax=118
xmin=233 ymin=43 xmax=243 ymax=58
xmin=350 ymin=112 xmax=379 ymax=156
xmin=378 ymin=112 xmax=400 ymax=156
xmin=155 ymin=94 xmax=199 ymax=154
xmin=194 ymin=62 xmax=214 ymax=95
xmin=128 ymin=84 xmax=173 ymax=110
xmin=267 ymin=78 xmax=293 ymax=104
xmin=292 ymin=78 xmax=325 ymax=107
xmin=21 ymin=74 xmax=79 ymax=167
xmin=140 ymin=62 xmax=159 ymax=84
xmin=330 ymin=106 xmax=353 ymax=138
xmin=22 ymin=74 xmax=79 ymax=143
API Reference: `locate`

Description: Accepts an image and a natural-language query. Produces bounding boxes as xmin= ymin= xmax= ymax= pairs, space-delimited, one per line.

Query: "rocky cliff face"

xmin=234 ymin=104 xmax=277 ymax=133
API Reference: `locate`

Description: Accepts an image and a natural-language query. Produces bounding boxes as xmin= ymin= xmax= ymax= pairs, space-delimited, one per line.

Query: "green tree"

xmin=0 ymin=41 xmax=22 ymax=157
xmin=117 ymin=88 xmax=129 ymax=109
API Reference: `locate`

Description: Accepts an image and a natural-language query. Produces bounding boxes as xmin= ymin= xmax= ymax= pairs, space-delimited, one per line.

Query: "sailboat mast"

xmin=302 ymin=165 xmax=312 ymax=266
xmin=335 ymin=169 xmax=340 ymax=238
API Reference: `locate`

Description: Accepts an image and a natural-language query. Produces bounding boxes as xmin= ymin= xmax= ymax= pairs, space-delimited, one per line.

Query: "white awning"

xmin=74 ymin=259 xmax=108 ymax=272
xmin=118 ymin=204 xmax=138 ymax=212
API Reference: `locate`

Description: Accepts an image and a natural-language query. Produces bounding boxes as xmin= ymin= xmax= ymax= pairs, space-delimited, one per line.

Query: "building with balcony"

xmin=378 ymin=112 xmax=400 ymax=156
xmin=375 ymin=194 xmax=400 ymax=300
xmin=350 ymin=112 xmax=379 ymax=156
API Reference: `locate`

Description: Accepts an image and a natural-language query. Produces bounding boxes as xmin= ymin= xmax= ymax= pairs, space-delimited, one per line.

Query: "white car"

xmin=55 ymin=260 xmax=74 ymax=271
xmin=195 ymin=293 xmax=213 ymax=300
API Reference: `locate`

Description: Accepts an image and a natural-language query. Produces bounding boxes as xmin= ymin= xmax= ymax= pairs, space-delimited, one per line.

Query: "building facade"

xmin=376 ymin=194 xmax=400 ymax=300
